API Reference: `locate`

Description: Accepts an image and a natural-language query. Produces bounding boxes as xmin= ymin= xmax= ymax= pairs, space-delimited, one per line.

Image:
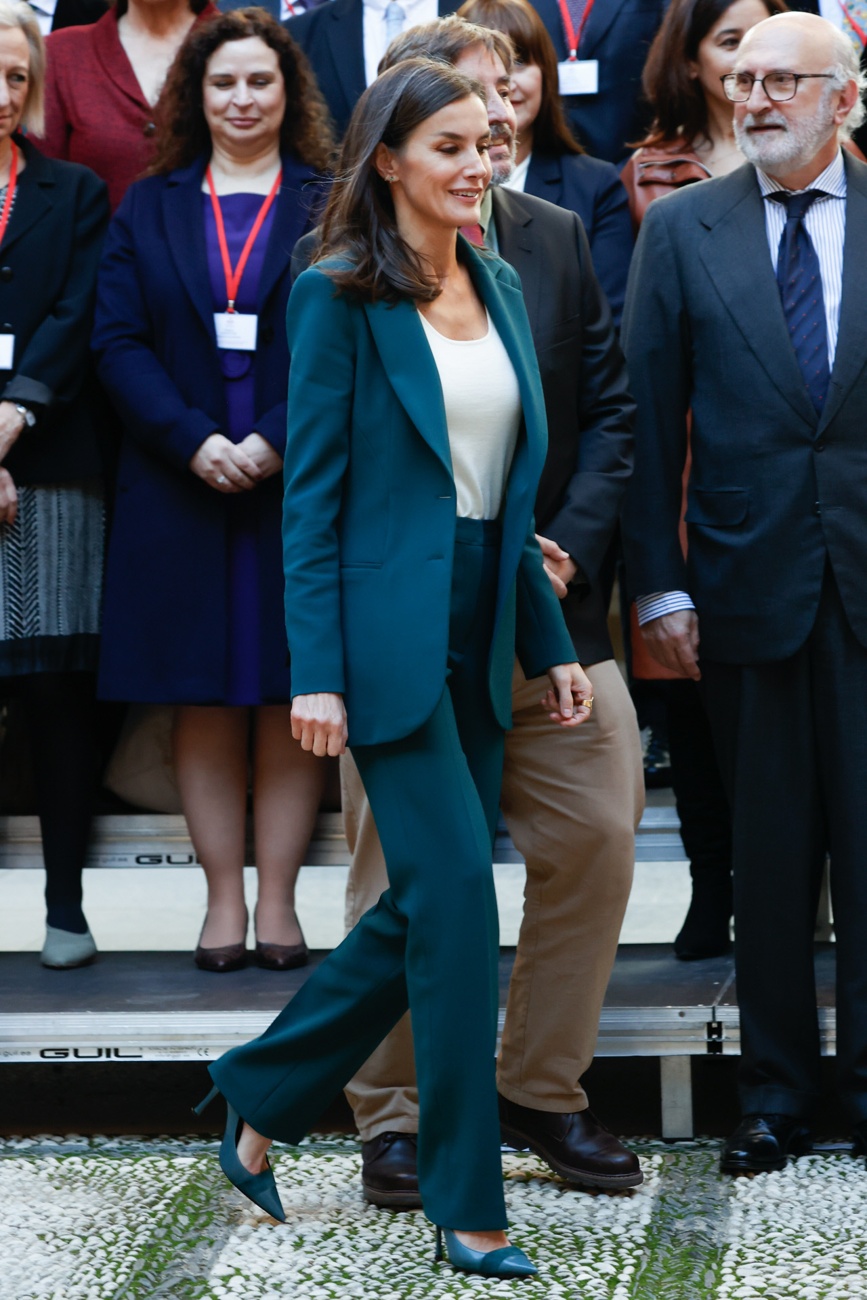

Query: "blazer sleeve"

xmin=620 ymin=199 xmax=692 ymax=600
xmin=92 ymin=186 xmax=221 ymax=471
xmin=2 ymin=167 xmax=108 ymax=410
xmin=515 ymin=522 xmax=578 ymax=676
xmin=544 ymin=212 xmax=635 ymax=586
xmin=580 ymin=161 xmax=633 ymax=329
xmin=281 ymin=266 xmax=355 ymax=697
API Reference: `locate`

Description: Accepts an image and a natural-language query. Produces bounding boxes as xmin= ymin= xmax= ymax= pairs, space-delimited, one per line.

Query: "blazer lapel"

xmin=697 ymin=166 xmax=817 ymax=428
xmin=0 ymin=140 xmax=53 ymax=257
xmin=490 ymin=189 xmax=542 ymax=331
xmin=256 ymin=157 xmax=322 ymax=315
xmin=578 ymin=0 xmax=630 ymax=57
xmin=323 ymin=0 xmax=366 ymax=126
xmin=163 ymin=159 xmax=215 ymax=341
xmin=92 ymin=9 xmax=149 ymax=112
xmin=524 ymin=151 xmax=563 ymax=207
xmin=818 ymin=154 xmax=867 ymax=429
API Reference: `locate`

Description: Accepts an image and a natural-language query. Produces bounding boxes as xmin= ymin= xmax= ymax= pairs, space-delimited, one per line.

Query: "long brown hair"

xmin=317 ymin=58 xmax=487 ymax=304
xmin=150 ymin=7 xmax=335 ymax=175
xmin=640 ymin=0 xmax=786 ymax=148
xmin=457 ymin=0 xmax=582 ymax=155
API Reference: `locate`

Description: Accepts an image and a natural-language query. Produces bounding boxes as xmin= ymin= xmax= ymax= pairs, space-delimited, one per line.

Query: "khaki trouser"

xmin=342 ymin=657 xmax=644 ymax=1140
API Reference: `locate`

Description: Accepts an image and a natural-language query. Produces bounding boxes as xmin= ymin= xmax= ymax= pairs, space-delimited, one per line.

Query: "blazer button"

xmin=143 ymin=122 xmax=156 ymax=138
xmin=814 ymin=439 xmax=826 ymax=452
xmin=0 ymin=266 xmax=12 ymax=283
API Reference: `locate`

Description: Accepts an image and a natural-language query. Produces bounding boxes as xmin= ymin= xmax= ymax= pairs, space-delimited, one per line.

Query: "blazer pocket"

xmin=685 ymin=487 xmax=750 ymax=527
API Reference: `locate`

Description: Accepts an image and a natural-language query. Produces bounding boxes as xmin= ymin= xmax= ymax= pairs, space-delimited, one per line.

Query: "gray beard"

xmin=734 ymin=102 xmax=838 ymax=174
xmin=489 ymin=137 xmax=517 ymax=186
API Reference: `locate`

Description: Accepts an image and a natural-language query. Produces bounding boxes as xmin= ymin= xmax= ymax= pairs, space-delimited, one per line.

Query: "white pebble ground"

xmin=1 ymin=1136 xmax=865 ymax=1299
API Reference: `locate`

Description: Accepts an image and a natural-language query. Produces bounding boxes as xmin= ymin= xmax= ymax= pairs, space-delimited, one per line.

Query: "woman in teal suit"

xmin=198 ymin=56 xmax=593 ymax=1278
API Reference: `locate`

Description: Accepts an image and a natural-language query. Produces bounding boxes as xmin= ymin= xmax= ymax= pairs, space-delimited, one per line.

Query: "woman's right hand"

xmin=190 ymin=433 xmax=264 ymax=493
xmin=0 ymin=466 xmax=18 ymax=526
xmin=291 ymin=692 xmax=348 ymax=757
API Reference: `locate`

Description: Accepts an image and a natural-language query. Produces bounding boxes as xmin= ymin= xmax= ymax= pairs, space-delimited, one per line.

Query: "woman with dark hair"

xmin=621 ymin=0 xmax=785 ymax=225
xmin=196 ymin=55 xmax=592 ymax=1277
xmin=43 ymin=0 xmax=220 ymax=211
xmin=458 ymin=0 xmax=632 ymax=323
xmin=93 ymin=9 xmax=334 ymax=972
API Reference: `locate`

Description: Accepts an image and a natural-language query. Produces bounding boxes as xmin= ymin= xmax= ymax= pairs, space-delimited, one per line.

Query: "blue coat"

xmin=283 ymin=242 xmax=576 ymax=746
xmin=93 ymin=154 xmax=321 ymax=702
xmin=525 ymin=150 xmax=633 ymax=326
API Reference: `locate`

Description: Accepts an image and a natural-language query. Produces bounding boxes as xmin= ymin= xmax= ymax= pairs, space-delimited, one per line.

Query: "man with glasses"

xmin=622 ymin=11 xmax=867 ymax=1174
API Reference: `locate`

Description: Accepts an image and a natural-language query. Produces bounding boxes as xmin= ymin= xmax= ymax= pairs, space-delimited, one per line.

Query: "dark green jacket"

xmin=282 ymin=239 xmax=574 ymax=745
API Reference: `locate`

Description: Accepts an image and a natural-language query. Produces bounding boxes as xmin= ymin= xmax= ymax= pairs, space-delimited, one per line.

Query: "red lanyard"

xmin=206 ymin=166 xmax=282 ymax=313
xmin=839 ymin=0 xmax=867 ymax=46
xmin=0 ymin=145 xmax=18 ymax=250
xmin=557 ymin=0 xmax=596 ymax=59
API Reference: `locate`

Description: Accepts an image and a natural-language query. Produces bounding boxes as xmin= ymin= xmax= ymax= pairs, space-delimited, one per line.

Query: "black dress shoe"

xmin=720 ymin=1114 xmax=812 ymax=1174
xmin=361 ymin=1132 xmax=422 ymax=1209
xmin=498 ymin=1094 xmax=643 ymax=1189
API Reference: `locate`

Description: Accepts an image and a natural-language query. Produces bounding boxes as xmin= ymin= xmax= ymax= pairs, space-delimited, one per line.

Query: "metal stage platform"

xmin=0 ymin=945 xmax=837 ymax=1139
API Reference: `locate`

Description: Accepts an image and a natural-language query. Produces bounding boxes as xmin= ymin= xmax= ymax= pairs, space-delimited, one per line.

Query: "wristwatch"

xmin=14 ymin=403 xmax=35 ymax=428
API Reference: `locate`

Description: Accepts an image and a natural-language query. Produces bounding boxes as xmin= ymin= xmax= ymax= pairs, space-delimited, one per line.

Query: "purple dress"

xmin=204 ymin=191 xmax=280 ymax=706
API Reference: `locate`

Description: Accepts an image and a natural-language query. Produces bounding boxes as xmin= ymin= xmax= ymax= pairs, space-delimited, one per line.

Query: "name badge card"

xmin=214 ymin=312 xmax=258 ymax=351
xmin=0 ymin=334 xmax=14 ymax=369
xmin=558 ymin=59 xmax=599 ymax=95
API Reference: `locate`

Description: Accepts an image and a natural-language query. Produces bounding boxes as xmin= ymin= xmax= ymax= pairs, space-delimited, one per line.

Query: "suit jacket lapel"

xmin=524 ymin=151 xmax=563 ymax=207
xmin=256 ymin=157 xmax=321 ymax=314
xmin=490 ymin=189 xmax=542 ymax=331
xmin=578 ymin=0 xmax=630 ymax=57
xmin=163 ymin=159 xmax=215 ymax=341
xmin=1 ymin=140 xmax=54 ymax=257
xmin=818 ymin=154 xmax=867 ymax=429
xmin=697 ymin=166 xmax=817 ymax=427
xmin=323 ymin=0 xmax=366 ymax=126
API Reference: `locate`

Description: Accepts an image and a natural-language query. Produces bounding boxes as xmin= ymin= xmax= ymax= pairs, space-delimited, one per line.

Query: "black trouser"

xmin=703 ymin=567 xmax=867 ymax=1120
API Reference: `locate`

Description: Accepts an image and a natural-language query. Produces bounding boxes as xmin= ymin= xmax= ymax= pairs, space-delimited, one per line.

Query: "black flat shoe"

xmin=361 ymin=1131 xmax=422 ymax=1208
xmin=720 ymin=1114 xmax=812 ymax=1174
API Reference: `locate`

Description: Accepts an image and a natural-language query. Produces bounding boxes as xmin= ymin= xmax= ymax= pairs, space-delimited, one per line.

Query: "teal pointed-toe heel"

xmin=435 ymin=1227 xmax=538 ymax=1278
xmin=194 ymin=1085 xmax=286 ymax=1222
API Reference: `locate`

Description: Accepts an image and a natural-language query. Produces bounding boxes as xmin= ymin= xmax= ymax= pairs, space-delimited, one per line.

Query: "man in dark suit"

xmin=284 ymin=0 xmax=463 ymax=138
xmin=622 ymin=11 xmax=867 ymax=1173
xmin=527 ymin=0 xmax=668 ymax=165
xmin=303 ymin=15 xmax=644 ymax=1207
xmin=787 ymin=0 xmax=867 ymax=155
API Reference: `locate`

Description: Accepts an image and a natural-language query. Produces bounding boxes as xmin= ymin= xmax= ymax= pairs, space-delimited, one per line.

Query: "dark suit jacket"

xmin=525 ymin=149 xmax=633 ymax=324
xmin=283 ymin=245 xmax=575 ymax=744
xmin=293 ymin=189 xmax=634 ymax=666
xmin=529 ymin=0 xmax=668 ymax=166
xmin=0 ymin=138 xmax=109 ymax=485
xmin=92 ymin=153 xmax=321 ymax=702
xmin=285 ymin=0 xmax=462 ymax=138
xmin=621 ymin=153 xmax=867 ymax=663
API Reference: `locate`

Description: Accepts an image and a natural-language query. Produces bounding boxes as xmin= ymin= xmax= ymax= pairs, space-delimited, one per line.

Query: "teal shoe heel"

xmin=194 ymin=1085 xmax=286 ymax=1223
xmin=435 ymin=1226 xmax=538 ymax=1278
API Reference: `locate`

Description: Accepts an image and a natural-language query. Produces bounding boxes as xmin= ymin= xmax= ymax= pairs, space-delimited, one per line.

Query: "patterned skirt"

xmin=0 ymin=479 xmax=104 ymax=676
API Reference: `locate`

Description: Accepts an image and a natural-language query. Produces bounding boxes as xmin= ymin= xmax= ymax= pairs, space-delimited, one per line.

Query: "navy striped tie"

xmin=768 ymin=190 xmax=830 ymax=414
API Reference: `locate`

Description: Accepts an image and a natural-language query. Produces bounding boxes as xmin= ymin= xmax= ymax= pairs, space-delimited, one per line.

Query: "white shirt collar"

xmin=757 ymin=149 xmax=847 ymax=199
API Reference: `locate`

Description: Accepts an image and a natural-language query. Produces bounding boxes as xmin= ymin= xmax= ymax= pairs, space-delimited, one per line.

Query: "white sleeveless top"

xmin=419 ymin=309 xmax=522 ymax=520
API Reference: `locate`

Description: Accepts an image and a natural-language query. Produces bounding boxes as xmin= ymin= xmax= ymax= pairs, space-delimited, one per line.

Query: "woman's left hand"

xmin=0 ymin=401 xmax=26 ymax=463
xmin=237 ymin=433 xmax=283 ymax=480
xmin=0 ymin=466 xmax=18 ymax=526
xmin=541 ymin=662 xmax=595 ymax=727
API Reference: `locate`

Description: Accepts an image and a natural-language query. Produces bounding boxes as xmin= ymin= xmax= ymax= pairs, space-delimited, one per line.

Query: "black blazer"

xmin=285 ymin=0 xmax=462 ymax=138
xmin=529 ymin=0 xmax=668 ymax=166
xmin=621 ymin=154 xmax=867 ymax=663
xmin=0 ymin=138 xmax=109 ymax=484
xmin=525 ymin=149 xmax=633 ymax=325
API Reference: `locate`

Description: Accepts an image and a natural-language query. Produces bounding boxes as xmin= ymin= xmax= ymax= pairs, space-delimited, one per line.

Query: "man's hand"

xmin=291 ymin=692 xmax=348 ymax=757
xmin=0 ymin=401 xmax=26 ymax=463
xmin=0 ymin=466 xmax=17 ymax=526
xmin=536 ymin=533 xmax=577 ymax=600
xmin=640 ymin=610 xmax=701 ymax=680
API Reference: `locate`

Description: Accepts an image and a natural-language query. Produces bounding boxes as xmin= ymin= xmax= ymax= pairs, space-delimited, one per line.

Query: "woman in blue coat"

xmin=92 ymin=10 xmax=334 ymax=972
xmin=199 ymin=57 xmax=594 ymax=1278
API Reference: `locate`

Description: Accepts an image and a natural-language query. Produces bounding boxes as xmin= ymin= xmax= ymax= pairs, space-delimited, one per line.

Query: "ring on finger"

xmin=584 ymin=695 xmax=595 ymax=712
xmin=216 ymin=474 xmax=229 ymax=486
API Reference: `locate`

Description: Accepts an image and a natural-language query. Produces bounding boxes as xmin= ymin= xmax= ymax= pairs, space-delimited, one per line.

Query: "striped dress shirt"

xmin=635 ymin=151 xmax=848 ymax=627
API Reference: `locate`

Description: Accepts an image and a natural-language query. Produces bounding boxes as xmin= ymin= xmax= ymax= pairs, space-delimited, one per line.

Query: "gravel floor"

xmin=3 ymin=1135 xmax=866 ymax=1300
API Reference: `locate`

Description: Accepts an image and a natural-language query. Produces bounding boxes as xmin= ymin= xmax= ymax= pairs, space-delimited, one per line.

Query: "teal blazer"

xmin=282 ymin=239 xmax=575 ymax=746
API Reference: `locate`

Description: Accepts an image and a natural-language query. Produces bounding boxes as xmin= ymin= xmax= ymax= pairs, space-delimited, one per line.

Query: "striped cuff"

xmin=635 ymin=591 xmax=696 ymax=626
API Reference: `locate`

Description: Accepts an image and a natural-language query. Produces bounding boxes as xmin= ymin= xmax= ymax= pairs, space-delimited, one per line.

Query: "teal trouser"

xmin=210 ymin=519 xmax=508 ymax=1229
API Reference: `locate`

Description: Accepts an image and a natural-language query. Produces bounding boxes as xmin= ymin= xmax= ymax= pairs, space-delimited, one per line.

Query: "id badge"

xmin=214 ymin=312 xmax=258 ymax=351
xmin=558 ymin=59 xmax=599 ymax=95
xmin=0 ymin=333 xmax=14 ymax=369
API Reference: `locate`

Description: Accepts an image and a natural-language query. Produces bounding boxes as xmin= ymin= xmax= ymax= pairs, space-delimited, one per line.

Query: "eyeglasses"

xmin=720 ymin=71 xmax=835 ymax=102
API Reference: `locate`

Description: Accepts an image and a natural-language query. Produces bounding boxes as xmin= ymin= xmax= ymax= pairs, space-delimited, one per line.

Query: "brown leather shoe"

xmin=361 ymin=1132 xmax=422 ymax=1209
xmin=499 ymin=1094 xmax=643 ymax=1189
xmin=194 ymin=942 xmax=247 ymax=973
xmin=253 ymin=940 xmax=309 ymax=971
